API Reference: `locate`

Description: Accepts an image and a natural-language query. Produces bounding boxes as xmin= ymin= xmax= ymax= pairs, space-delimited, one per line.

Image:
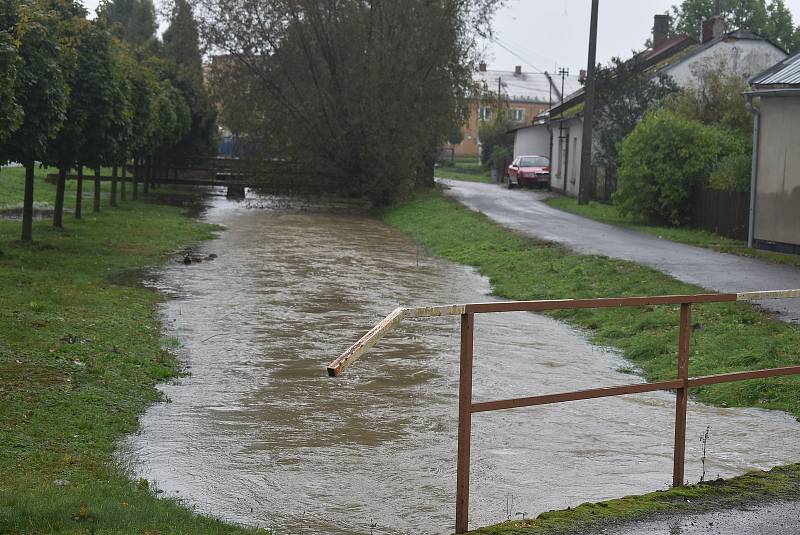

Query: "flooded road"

xmin=122 ymin=195 xmax=800 ymax=534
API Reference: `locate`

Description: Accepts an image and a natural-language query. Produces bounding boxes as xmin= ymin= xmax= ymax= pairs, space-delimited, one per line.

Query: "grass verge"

xmin=0 ymin=172 xmax=267 ymax=533
xmin=545 ymin=195 xmax=800 ymax=270
xmin=435 ymin=158 xmax=492 ymax=183
xmin=378 ymin=189 xmax=800 ymax=532
xmin=468 ymin=464 xmax=800 ymax=534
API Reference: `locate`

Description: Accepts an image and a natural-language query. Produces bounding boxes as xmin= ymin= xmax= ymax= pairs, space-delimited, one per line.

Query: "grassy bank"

xmin=0 ymin=173 xmax=266 ymax=533
xmin=546 ymin=195 xmax=800 ymax=270
xmin=379 ymin=190 xmax=800 ymax=532
xmin=435 ymin=157 xmax=492 ymax=183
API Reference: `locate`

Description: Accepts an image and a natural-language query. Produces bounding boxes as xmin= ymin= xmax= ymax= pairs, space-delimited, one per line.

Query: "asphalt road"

xmin=440 ymin=179 xmax=800 ymax=323
xmin=596 ymin=501 xmax=800 ymax=535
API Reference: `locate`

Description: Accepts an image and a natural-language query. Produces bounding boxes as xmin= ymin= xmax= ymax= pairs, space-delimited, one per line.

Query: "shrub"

xmin=615 ymin=109 xmax=743 ymax=225
xmin=709 ymin=153 xmax=752 ymax=192
xmin=478 ymin=121 xmax=514 ymax=169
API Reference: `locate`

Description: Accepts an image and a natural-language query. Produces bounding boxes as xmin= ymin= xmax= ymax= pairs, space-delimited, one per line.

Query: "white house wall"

xmin=664 ymin=40 xmax=786 ymax=88
xmin=513 ymin=126 xmax=550 ymax=159
xmin=548 ymin=117 xmax=583 ymax=197
xmin=754 ymin=95 xmax=800 ymax=247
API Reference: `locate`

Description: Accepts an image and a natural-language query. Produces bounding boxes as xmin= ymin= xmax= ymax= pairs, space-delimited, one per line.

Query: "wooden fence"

xmin=691 ymin=187 xmax=749 ymax=241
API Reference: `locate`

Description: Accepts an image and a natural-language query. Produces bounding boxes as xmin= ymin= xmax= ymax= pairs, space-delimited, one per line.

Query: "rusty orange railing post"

xmin=455 ymin=312 xmax=474 ymax=534
xmin=673 ymin=303 xmax=692 ymax=486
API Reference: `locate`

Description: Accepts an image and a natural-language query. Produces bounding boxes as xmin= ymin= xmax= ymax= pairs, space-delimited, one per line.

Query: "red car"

xmin=507 ymin=155 xmax=550 ymax=189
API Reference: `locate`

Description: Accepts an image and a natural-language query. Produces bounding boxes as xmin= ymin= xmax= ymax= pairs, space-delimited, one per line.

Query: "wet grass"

xmin=0 ymin=171 xmax=267 ymax=533
xmin=435 ymin=158 xmax=492 ymax=183
xmin=381 ymin=190 xmax=800 ymax=418
xmin=468 ymin=464 xmax=800 ymax=535
xmin=546 ymin=195 xmax=800 ymax=270
xmin=380 ymin=190 xmax=800 ymax=533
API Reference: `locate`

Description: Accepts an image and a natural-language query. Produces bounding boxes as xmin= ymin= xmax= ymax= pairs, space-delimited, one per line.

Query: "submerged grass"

xmin=0 ymin=172 xmax=266 ymax=533
xmin=379 ymin=190 xmax=800 ymax=532
xmin=546 ymin=195 xmax=800 ymax=270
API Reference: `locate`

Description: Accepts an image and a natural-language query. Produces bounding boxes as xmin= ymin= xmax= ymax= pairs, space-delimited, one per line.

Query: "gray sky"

xmin=486 ymin=0 xmax=800 ymax=74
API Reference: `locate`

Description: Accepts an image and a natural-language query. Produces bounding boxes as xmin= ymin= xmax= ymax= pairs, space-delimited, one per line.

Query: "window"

xmin=511 ymin=108 xmax=525 ymax=122
xmin=478 ymin=107 xmax=492 ymax=122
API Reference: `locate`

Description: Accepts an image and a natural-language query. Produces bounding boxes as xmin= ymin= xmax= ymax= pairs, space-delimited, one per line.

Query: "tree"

xmin=669 ymin=0 xmax=800 ymax=52
xmin=593 ymin=56 xmax=679 ymax=188
xmin=0 ymin=0 xmax=22 ymax=143
xmin=615 ymin=109 xmax=744 ymax=225
xmin=97 ymin=0 xmax=157 ymax=48
xmin=162 ymin=0 xmax=216 ymax=157
xmin=660 ymin=65 xmax=753 ymax=136
xmin=0 ymin=1 xmax=69 ymax=241
xmin=197 ymin=0 xmax=502 ymax=204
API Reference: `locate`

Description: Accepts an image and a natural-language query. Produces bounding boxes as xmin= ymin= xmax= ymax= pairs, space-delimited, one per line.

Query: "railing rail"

xmin=327 ymin=290 xmax=800 ymax=533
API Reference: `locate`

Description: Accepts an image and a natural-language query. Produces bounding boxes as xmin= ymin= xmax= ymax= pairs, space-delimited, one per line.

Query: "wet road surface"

xmin=597 ymin=501 xmax=800 ymax=534
xmin=121 ymin=195 xmax=800 ymax=534
xmin=440 ymin=179 xmax=800 ymax=323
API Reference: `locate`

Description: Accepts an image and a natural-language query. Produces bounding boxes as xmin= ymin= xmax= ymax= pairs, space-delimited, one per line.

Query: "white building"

xmin=523 ymin=15 xmax=787 ymax=198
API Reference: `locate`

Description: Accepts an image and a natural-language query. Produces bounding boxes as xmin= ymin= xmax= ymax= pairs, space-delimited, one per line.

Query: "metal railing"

xmin=327 ymin=290 xmax=800 ymax=533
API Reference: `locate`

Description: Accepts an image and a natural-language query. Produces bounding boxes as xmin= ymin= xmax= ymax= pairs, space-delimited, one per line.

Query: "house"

xmin=452 ymin=64 xmax=580 ymax=158
xmin=746 ymin=51 xmax=800 ymax=253
xmin=537 ymin=14 xmax=787 ymax=198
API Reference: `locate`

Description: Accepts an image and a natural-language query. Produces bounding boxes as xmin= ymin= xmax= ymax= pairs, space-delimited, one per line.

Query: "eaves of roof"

xmin=750 ymin=49 xmax=800 ymax=87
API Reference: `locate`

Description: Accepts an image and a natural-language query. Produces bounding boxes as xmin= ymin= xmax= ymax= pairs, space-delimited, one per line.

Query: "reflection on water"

xmin=121 ymin=194 xmax=800 ymax=534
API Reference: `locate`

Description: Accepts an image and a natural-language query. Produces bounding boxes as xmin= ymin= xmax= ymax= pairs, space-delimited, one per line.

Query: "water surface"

xmin=122 ymin=195 xmax=800 ymax=534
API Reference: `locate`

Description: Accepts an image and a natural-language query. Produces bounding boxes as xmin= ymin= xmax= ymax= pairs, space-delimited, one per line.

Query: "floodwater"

xmin=121 ymin=194 xmax=800 ymax=534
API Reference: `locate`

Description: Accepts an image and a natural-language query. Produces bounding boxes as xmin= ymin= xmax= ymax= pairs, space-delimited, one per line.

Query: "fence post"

xmin=456 ymin=312 xmax=474 ymax=534
xmin=673 ymin=303 xmax=692 ymax=487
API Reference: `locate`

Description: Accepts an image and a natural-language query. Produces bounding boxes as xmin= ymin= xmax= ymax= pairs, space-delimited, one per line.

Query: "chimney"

xmin=653 ymin=14 xmax=669 ymax=48
xmin=514 ymin=65 xmax=522 ymax=75
xmin=701 ymin=15 xmax=725 ymax=43
xmin=479 ymin=62 xmax=487 ymax=72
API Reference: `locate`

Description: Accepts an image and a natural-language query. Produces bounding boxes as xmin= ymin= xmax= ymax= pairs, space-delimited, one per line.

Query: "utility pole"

xmin=578 ymin=0 xmax=599 ymax=205
xmin=497 ymin=76 xmax=502 ymax=116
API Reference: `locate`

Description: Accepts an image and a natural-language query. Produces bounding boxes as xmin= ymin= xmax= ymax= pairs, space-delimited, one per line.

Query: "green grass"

xmin=380 ymin=190 xmax=800 ymax=533
xmin=0 ymin=172 xmax=267 ymax=534
xmin=380 ymin=190 xmax=800 ymax=416
xmin=0 ymin=166 xmax=123 ymax=209
xmin=468 ymin=464 xmax=800 ymax=534
xmin=546 ymin=195 xmax=800 ymax=270
xmin=435 ymin=158 xmax=492 ymax=183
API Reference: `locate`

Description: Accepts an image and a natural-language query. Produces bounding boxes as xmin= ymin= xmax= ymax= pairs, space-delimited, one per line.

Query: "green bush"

xmin=615 ymin=109 xmax=743 ymax=225
xmin=709 ymin=153 xmax=752 ymax=192
xmin=478 ymin=121 xmax=514 ymax=169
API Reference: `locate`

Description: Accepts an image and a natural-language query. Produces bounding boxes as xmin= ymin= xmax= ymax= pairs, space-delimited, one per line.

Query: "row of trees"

xmin=0 ymin=0 xmax=215 ymax=242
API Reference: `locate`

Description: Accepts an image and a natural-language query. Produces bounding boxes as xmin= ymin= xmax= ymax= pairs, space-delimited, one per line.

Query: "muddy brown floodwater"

xmin=121 ymin=194 xmax=800 ymax=535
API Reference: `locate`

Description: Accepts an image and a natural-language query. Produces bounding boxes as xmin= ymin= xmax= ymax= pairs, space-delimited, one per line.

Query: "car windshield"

xmin=519 ymin=156 xmax=549 ymax=167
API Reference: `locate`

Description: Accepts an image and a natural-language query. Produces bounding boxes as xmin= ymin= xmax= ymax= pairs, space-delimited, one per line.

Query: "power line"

xmin=490 ymin=38 xmax=545 ymax=73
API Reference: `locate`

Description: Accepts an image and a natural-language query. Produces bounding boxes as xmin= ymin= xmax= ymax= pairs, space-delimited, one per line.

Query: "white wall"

xmin=754 ymin=95 xmax=800 ymax=247
xmin=664 ymin=40 xmax=786 ymax=88
xmin=513 ymin=125 xmax=550 ymax=159
xmin=548 ymin=117 xmax=583 ymax=197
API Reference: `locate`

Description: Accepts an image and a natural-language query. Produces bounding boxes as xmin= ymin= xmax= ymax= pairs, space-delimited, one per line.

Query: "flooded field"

xmin=122 ymin=194 xmax=800 ymax=534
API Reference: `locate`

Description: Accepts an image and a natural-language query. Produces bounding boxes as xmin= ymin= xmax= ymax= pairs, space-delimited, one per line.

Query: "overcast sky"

xmin=485 ymin=0 xmax=800 ymax=74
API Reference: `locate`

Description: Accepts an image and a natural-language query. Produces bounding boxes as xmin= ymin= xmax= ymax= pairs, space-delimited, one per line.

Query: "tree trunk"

xmin=110 ymin=165 xmax=118 ymax=207
xmin=133 ymin=157 xmax=139 ymax=200
xmin=53 ymin=166 xmax=67 ymax=228
xmin=143 ymin=157 xmax=150 ymax=194
xmin=75 ymin=165 xmax=83 ymax=219
xmin=21 ymin=162 xmax=34 ymax=242
xmin=93 ymin=166 xmax=101 ymax=212
xmin=120 ymin=162 xmax=127 ymax=202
